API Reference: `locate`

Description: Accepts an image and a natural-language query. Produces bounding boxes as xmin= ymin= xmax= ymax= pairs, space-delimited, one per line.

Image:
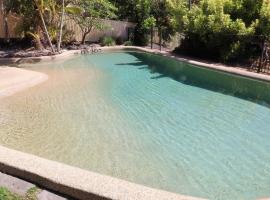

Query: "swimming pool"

xmin=0 ymin=51 xmax=270 ymax=199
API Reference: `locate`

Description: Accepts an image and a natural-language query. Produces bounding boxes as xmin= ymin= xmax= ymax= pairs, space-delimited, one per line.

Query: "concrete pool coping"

xmin=0 ymin=146 xmax=205 ymax=200
xmin=0 ymin=46 xmax=270 ymax=200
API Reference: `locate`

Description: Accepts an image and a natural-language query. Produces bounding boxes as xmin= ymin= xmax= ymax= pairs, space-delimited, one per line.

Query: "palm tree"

xmin=57 ymin=0 xmax=64 ymax=52
xmin=33 ymin=0 xmax=55 ymax=53
xmin=1 ymin=0 xmax=10 ymax=41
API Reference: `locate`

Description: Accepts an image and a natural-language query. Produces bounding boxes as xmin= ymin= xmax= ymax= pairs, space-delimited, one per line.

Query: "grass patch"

xmin=0 ymin=187 xmax=21 ymax=200
xmin=0 ymin=187 xmax=40 ymax=200
xmin=24 ymin=187 xmax=40 ymax=200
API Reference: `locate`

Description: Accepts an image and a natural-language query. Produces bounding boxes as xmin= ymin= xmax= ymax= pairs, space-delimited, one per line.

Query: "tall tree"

xmin=151 ymin=0 xmax=177 ymax=42
xmin=110 ymin=0 xmax=152 ymax=46
xmin=257 ymin=0 xmax=270 ymax=39
xmin=143 ymin=16 xmax=156 ymax=49
xmin=69 ymin=0 xmax=116 ymax=44
xmin=57 ymin=0 xmax=65 ymax=52
xmin=33 ymin=0 xmax=55 ymax=53
xmin=1 ymin=0 xmax=9 ymax=41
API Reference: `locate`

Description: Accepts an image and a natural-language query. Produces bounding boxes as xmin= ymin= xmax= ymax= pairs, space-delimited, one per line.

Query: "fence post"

xmin=159 ymin=27 xmax=162 ymax=51
xmin=151 ymin=26 xmax=153 ymax=49
xmin=258 ymin=37 xmax=266 ymax=73
xmin=188 ymin=0 xmax=192 ymax=10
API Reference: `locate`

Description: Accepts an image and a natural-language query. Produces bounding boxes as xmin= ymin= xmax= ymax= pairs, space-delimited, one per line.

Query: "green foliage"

xmin=112 ymin=0 xmax=186 ymax=46
xmin=4 ymin=0 xmax=39 ymax=37
xmin=0 ymin=187 xmax=21 ymax=200
xmin=24 ymin=187 xmax=39 ymax=200
xmin=143 ymin=16 xmax=156 ymax=30
xmin=257 ymin=0 xmax=270 ymax=39
xmin=177 ymin=0 xmax=266 ymax=62
xmin=0 ymin=187 xmax=40 ymax=200
xmin=101 ymin=36 xmax=116 ymax=46
xmin=114 ymin=0 xmax=268 ymax=62
xmin=150 ymin=0 xmax=177 ymax=41
xmin=3 ymin=0 xmax=269 ymax=62
xmin=4 ymin=0 xmax=59 ymax=51
xmin=133 ymin=0 xmax=152 ymax=46
xmin=167 ymin=0 xmax=188 ymax=31
xmin=124 ymin=40 xmax=133 ymax=46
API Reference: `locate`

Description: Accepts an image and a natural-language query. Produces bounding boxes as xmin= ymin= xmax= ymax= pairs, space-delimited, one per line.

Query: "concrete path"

xmin=0 ymin=172 xmax=70 ymax=200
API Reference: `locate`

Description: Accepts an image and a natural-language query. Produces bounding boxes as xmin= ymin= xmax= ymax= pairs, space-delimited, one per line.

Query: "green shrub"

xmin=177 ymin=0 xmax=266 ymax=62
xmin=133 ymin=25 xmax=149 ymax=46
xmin=0 ymin=187 xmax=21 ymax=200
xmin=115 ymin=37 xmax=124 ymax=45
xmin=101 ymin=36 xmax=116 ymax=46
xmin=124 ymin=40 xmax=133 ymax=46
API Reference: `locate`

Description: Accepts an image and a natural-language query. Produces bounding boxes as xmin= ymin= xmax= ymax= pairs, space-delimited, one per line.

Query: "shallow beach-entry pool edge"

xmin=0 ymin=67 xmax=48 ymax=99
xmin=0 ymin=146 xmax=205 ymax=200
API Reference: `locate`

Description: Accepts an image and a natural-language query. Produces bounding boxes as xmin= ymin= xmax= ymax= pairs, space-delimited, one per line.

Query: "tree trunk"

xmin=57 ymin=0 xmax=65 ymax=52
xmin=34 ymin=36 xmax=44 ymax=50
xmin=38 ymin=9 xmax=55 ymax=53
xmin=81 ymin=32 xmax=87 ymax=45
xmin=159 ymin=28 xmax=162 ymax=51
xmin=3 ymin=14 xmax=9 ymax=42
xmin=258 ymin=38 xmax=266 ymax=73
xmin=188 ymin=0 xmax=192 ymax=10
xmin=1 ymin=0 xmax=9 ymax=42
xmin=81 ymin=28 xmax=92 ymax=45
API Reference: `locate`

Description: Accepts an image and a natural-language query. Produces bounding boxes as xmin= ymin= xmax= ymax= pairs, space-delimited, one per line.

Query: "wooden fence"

xmin=0 ymin=7 xmax=135 ymax=42
xmin=65 ymin=18 xmax=135 ymax=42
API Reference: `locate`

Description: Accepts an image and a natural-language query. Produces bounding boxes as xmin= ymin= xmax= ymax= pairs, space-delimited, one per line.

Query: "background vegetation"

xmin=111 ymin=0 xmax=270 ymax=63
xmin=1 ymin=0 xmax=270 ymax=63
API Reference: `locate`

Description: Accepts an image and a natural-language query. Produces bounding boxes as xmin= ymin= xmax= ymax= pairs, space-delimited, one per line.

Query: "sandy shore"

xmin=0 ymin=67 xmax=48 ymax=98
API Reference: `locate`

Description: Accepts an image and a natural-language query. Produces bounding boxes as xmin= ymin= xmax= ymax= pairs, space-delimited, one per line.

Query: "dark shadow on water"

xmin=115 ymin=61 xmax=145 ymax=67
xmin=151 ymin=74 xmax=167 ymax=79
xmin=126 ymin=51 xmax=270 ymax=109
xmin=138 ymin=66 xmax=148 ymax=70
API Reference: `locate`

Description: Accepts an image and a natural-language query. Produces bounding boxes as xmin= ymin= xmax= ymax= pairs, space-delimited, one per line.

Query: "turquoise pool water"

xmin=0 ymin=52 xmax=270 ymax=199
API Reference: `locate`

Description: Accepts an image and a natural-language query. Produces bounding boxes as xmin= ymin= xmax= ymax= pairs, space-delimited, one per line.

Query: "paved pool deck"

xmin=0 ymin=46 xmax=270 ymax=200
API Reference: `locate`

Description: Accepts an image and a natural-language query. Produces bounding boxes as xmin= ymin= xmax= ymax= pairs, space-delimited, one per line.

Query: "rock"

xmin=66 ymin=45 xmax=79 ymax=50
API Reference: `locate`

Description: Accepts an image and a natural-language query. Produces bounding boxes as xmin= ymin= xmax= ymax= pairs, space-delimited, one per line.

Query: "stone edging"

xmin=0 ymin=146 xmax=205 ymax=200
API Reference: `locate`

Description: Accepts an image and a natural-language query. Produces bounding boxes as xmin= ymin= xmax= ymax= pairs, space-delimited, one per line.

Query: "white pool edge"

xmin=0 ymin=146 xmax=205 ymax=200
